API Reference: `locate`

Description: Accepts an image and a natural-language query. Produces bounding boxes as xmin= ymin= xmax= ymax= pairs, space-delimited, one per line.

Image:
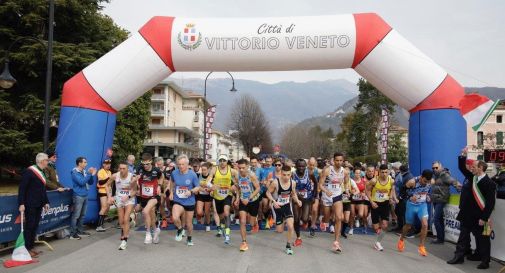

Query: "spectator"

xmin=127 ymin=154 xmax=136 ymax=174
xmin=70 ymin=157 xmax=97 ymax=240
xmin=394 ymin=165 xmax=413 ymax=233
xmin=18 ymin=153 xmax=50 ymax=258
xmin=430 ymin=161 xmax=458 ymax=244
xmin=447 ymin=148 xmax=496 ymax=269
xmin=96 ymin=159 xmax=112 ymax=232
xmin=43 ymin=151 xmax=66 ymax=192
xmin=491 ymin=163 xmax=505 ymax=199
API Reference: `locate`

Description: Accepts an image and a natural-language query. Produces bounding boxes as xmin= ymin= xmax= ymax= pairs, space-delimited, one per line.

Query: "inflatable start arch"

xmin=56 ymin=13 xmax=467 ymax=222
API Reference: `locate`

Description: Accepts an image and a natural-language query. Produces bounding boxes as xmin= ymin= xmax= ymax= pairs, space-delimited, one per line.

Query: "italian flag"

xmin=3 ymin=213 xmax=37 ymax=268
xmin=459 ymin=93 xmax=499 ymax=131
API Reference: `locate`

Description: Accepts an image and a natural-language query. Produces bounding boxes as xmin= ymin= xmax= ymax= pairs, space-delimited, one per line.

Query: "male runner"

xmin=319 ymin=152 xmax=349 ymax=253
xmin=106 ymin=162 xmax=137 ymax=250
xmin=208 ymin=155 xmax=238 ymax=244
xmin=234 ymin=159 xmax=261 ymax=251
xmin=266 ymin=165 xmax=302 ymax=255
xmin=366 ymin=164 xmax=397 ymax=251
xmin=398 ymin=169 xmax=433 ymax=256
xmin=169 ymin=155 xmax=200 ymax=246
xmin=137 ymin=153 xmax=163 ymax=244
xmin=292 ymin=159 xmax=316 ymax=246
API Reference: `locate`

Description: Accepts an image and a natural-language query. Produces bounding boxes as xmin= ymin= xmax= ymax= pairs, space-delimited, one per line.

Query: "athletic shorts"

xmin=343 ymin=202 xmax=351 ymax=212
xmin=351 ymin=199 xmax=365 ymax=205
xmin=239 ymin=199 xmax=260 ymax=217
xmin=173 ymin=201 xmax=195 ymax=212
xmin=196 ymin=194 xmax=213 ymax=203
xmin=321 ymin=194 xmax=342 ymax=207
xmin=139 ymin=196 xmax=161 ymax=210
xmin=214 ymin=195 xmax=232 ymax=214
xmin=405 ymin=202 xmax=429 ymax=225
xmin=260 ymin=191 xmax=267 ymax=200
xmin=98 ymin=192 xmax=108 ymax=198
xmin=115 ymin=196 xmax=135 ymax=208
xmin=371 ymin=201 xmax=390 ymax=224
xmin=273 ymin=204 xmax=293 ymax=225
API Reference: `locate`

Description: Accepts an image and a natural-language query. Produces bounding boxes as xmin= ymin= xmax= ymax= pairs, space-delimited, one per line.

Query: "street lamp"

xmin=0 ymin=0 xmax=54 ymax=152
xmin=203 ymin=71 xmax=237 ymax=160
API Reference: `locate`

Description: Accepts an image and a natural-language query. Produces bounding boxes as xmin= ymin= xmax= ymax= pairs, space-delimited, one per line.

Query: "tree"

xmin=280 ymin=125 xmax=334 ymax=159
xmin=387 ymin=132 xmax=407 ymax=163
xmin=112 ymin=92 xmax=152 ymax=164
xmin=0 ymin=0 xmax=131 ymax=166
xmin=228 ymin=94 xmax=273 ymax=156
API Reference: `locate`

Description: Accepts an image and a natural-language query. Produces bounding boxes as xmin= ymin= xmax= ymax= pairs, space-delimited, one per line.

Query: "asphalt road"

xmin=1 ymin=225 xmax=502 ymax=273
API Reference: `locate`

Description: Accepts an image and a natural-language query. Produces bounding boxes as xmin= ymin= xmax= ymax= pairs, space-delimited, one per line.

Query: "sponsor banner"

xmin=0 ymin=190 xmax=73 ymax=244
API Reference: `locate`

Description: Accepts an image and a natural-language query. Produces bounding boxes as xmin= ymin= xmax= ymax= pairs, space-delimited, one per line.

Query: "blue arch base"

xmin=408 ymin=109 xmax=466 ymax=184
xmin=56 ymin=107 xmax=116 ymax=224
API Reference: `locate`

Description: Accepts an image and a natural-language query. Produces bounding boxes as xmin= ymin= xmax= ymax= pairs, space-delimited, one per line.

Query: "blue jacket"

xmin=71 ymin=168 xmax=96 ymax=197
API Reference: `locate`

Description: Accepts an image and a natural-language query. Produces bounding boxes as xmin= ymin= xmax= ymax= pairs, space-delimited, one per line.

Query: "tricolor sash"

xmin=472 ymin=176 xmax=485 ymax=211
xmin=28 ymin=165 xmax=47 ymax=185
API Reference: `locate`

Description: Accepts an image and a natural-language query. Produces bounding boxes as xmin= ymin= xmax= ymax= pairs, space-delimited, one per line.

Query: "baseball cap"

xmin=218 ymin=155 xmax=228 ymax=162
xmin=103 ymin=159 xmax=111 ymax=164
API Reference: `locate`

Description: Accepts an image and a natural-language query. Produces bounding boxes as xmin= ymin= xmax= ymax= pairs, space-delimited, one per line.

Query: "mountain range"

xmin=170 ymin=77 xmax=504 ymax=141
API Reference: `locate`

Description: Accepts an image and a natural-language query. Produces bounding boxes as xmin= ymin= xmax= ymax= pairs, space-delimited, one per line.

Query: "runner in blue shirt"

xmin=169 ymin=154 xmax=201 ymax=246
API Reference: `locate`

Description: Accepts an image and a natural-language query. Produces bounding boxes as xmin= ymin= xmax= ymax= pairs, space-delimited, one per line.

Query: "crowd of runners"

xmin=96 ymin=152 xmax=438 ymax=256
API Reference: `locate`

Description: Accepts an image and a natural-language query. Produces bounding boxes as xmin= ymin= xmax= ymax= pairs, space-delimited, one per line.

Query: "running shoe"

xmin=118 ymin=240 xmax=127 ymax=250
xmin=187 ymin=239 xmax=194 ymax=246
xmin=69 ymin=234 xmax=81 ymax=240
xmin=216 ymin=226 xmax=223 ymax=237
xmin=175 ymin=229 xmax=183 ymax=242
xmin=224 ymin=234 xmax=231 ymax=245
xmin=206 ymin=225 xmax=211 ymax=232
xmin=240 ymin=242 xmax=249 ymax=252
xmin=418 ymin=245 xmax=427 ymax=257
xmin=144 ymin=232 xmax=153 ymax=244
xmin=153 ymin=227 xmax=161 ymax=244
xmin=348 ymin=228 xmax=354 ymax=235
xmin=309 ymin=227 xmax=315 ymax=237
xmin=77 ymin=231 xmax=91 ymax=237
xmin=294 ymin=238 xmax=302 ymax=247
xmin=374 ymin=241 xmax=384 ymax=251
xmin=252 ymin=224 xmax=259 ymax=234
xmin=181 ymin=229 xmax=186 ymax=237
xmin=268 ymin=216 xmax=274 ymax=229
xmin=161 ymin=219 xmax=168 ymax=228
xmin=96 ymin=225 xmax=106 ymax=232
xmin=355 ymin=220 xmax=360 ymax=228
xmin=302 ymin=223 xmax=308 ymax=230
xmin=332 ymin=241 xmax=342 ymax=254
xmin=246 ymin=224 xmax=252 ymax=233
xmin=329 ymin=225 xmax=335 ymax=234
xmin=397 ymin=239 xmax=405 ymax=252
xmin=319 ymin=222 xmax=327 ymax=232
xmin=285 ymin=247 xmax=294 ymax=255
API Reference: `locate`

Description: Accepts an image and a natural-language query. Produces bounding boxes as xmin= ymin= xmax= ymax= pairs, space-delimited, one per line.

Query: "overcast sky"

xmin=102 ymin=0 xmax=505 ymax=87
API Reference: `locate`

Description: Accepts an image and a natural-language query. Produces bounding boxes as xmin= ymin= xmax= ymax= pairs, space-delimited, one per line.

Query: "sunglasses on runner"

xmin=275 ymin=164 xmax=282 ymax=167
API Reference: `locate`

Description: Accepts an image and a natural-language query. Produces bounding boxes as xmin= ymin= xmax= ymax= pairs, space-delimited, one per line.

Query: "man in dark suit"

xmin=447 ymin=148 xmax=496 ymax=269
xmin=18 ymin=153 xmax=51 ymax=258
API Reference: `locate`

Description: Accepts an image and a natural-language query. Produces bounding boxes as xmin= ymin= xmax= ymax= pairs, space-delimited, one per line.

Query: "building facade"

xmin=143 ymin=80 xmax=209 ymax=159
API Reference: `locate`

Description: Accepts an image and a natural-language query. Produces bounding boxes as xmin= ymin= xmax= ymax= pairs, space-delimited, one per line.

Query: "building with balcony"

xmin=143 ymin=80 xmax=210 ymax=159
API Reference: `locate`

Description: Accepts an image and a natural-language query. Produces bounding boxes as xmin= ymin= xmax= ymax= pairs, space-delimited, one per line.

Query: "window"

xmin=152 ymin=102 xmax=164 ymax=112
xmin=477 ymin=154 xmax=484 ymax=160
xmin=477 ymin=131 xmax=484 ymax=145
xmin=497 ymin=115 xmax=503 ymax=123
xmin=146 ymin=131 xmax=152 ymax=139
xmin=153 ymin=87 xmax=164 ymax=94
xmin=151 ymin=118 xmax=161 ymax=125
xmin=497 ymin=131 xmax=504 ymax=145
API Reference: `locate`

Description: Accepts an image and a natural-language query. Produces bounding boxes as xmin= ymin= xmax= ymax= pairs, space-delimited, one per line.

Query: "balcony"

xmin=151 ymin=109 xmax=164 ymax=116
xmin=151 ymin=93 xmax=165 ymax=100
xmin=148 ymin=125 xmax=200 ymax=138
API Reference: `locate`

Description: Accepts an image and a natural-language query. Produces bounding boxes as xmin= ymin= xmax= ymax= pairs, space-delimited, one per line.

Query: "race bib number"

xmin=118 ymin=188 xmax=130 ymax=197
xmin=342 ymin=193 xmax=350 ymax=202
xmin=298 ymin=189 xmax=308 ymax=199
xmin=176 ymin=186 xmax=189 ymax=199
xmin=142 ymin=185 xmax=154 ymax=197
xmin=375 ymin=191 xmax=388 ymax=202
xmin=414 ymin=193 xmax=427 ymax=203
xmin=239 ymin=182 xmax=250 ymax=193
xmin=278 ymin=194 xmax=290 ymax=205
xmin=217 ymin=186 xmax=229 ymax=197
xmin=352 ymin=193 xmax=363 ymax=201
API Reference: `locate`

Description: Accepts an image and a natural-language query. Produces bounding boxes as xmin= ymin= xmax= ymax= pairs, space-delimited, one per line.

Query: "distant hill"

xmin=296 ymin=87 xmax=505 ymax=134
xmin=170 ymin=78 xmax=359 ymax=140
